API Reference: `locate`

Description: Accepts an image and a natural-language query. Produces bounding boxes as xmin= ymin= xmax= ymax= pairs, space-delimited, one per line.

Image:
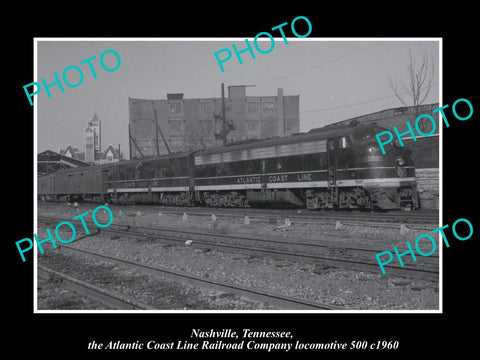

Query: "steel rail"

xmin=37 ymin=214 xmax=438 ymax=257
xmin=37 ymin=215 xmax=439 ymax=282
xmin=37 ymin=264 xmax=154 ymax=310
xmin=38 ymin=202 xmax=439 ymax=224
xmin=54 ymin=245 xmax=344 ymax=310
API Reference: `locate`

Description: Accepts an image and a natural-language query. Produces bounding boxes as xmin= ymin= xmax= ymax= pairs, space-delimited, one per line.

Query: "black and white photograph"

xmin=33 ymin=37 xmax=441 ymax=313
xmin=7 ymin=7 xmax=478 ymax=357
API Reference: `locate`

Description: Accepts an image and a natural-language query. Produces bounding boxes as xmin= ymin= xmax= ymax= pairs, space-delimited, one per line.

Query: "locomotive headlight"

xmin=397 ymin=167 xmax=407 ymax=177
xmin=396 ymin=156 xmax=406 ymax=166
xmin=367 ymin=146 xmax=377 ymax=153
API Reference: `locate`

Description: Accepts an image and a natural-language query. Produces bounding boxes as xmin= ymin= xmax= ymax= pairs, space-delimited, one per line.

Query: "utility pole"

xmin=128 ymin=123 xmax=144 ymax=159
xmin=154 ymin=109 xmax=171 ymax=155
xmin=153 ymin=102 xmax=160 ymax=156
xmin=221 ymin=82 xmax=226 ymax=145
xmin=46 ymin=151 xmax=50 ymax=175
xmin=128 ymin=123 xmax=132 ymax=159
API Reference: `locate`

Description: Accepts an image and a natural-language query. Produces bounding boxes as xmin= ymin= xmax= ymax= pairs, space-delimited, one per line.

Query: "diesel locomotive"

xmin=38 ymin=122 xmax=418 ymax=210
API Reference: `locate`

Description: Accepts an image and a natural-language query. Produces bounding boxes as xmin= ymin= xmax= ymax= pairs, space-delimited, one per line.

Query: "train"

xmin=38 ymin=122 xmax=418 ymax=210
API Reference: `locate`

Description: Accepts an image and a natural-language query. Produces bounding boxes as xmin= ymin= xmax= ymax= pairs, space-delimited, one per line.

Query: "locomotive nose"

xmin=396 ymin=156 xmax=406 ymax=166
xmin=395 ymin=155 xmax=407 ymax=177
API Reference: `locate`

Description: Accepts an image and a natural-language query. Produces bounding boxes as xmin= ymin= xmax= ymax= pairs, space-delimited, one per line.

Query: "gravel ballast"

xmin=37 ymin=205 xmax=440 ymax=310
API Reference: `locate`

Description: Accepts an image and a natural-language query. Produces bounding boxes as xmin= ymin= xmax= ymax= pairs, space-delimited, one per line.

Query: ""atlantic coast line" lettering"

xmin=236 ymin=173 xmax=312 ymax=184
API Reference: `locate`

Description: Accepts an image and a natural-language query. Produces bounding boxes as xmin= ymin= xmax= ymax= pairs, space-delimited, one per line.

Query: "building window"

xmin=247 ymin=119 xmax=260 ymax=131
xmin=107 ymin=153 xmax=113 ymax=162
xmin=247 ymin=102 xmax=259 ymax=114
xmin=170 ymin=119 xmax=182 ymax=131
xmin=169 ymin=102 xmax=182 ymax=115
xmin=201 ymin=101 xmax=214 ymax=115
xmin=262 ymin=102 xmax=275 ymax=115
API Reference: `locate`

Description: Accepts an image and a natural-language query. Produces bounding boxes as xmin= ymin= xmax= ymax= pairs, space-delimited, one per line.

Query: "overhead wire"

xmin=255 ymin=41 xmax=380 ymax=86
xmin=208 ymin=41 xmax=380 ymax=98
xmin=208 ymin=41 xmax=438 ymax=114
xmin=300 ymin=83 xmax=439 ymax=114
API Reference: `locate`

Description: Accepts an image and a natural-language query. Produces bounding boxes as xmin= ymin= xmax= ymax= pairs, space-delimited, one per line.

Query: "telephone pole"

xmin=154 ymin=109 xmax=171 ymax=155
xmin=221 ymin=82 xmax=226 ymax=145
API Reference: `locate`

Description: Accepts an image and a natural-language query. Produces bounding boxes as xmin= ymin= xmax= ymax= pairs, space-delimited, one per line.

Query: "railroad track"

xmin=37 ymin=264 xmax=153 ymax=310
xmin=39 ymin=247 xmax=343 ymax=310
xmin=37 ymin=215 xmax=439 ymax=282
xmin=38 ymin=202 xmax=439 ymax=225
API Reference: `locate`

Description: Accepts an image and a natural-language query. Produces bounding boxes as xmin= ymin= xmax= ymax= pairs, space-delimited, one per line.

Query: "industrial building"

xmin=128 ymin=85 xmax=300 ymax=158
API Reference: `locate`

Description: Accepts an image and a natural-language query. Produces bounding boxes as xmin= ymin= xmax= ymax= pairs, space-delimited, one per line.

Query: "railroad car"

xmin=37 ymin=123 xmax=418 ymax=210
xmin=38 ymin=151 xmax=196 ymax=206
xmin=193 ymin=122 xmax=417 ymax=210
xmin=105 ymin=151 xmax=195 ymax=206
xmin=38 ymin=163 xmax=114 ymax=203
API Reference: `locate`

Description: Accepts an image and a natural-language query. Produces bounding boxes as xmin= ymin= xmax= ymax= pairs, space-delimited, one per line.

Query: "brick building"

xmin=128 ymin=85 xmax=300 ymax=158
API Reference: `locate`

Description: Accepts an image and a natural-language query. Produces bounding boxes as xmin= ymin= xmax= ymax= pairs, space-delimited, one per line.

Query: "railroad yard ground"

xmin=36 ymin=203 xmax=440 ymax=311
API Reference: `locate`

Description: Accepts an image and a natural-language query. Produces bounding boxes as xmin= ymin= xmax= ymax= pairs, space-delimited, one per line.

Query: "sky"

xmin=36 ymin=39 xmax=440 ymax=158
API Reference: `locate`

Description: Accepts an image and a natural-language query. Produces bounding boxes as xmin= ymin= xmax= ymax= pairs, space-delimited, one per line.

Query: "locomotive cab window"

xmin=339 ymin=137 xmax=350 ymax=149
xmin=352 ymin=126 xmax=381 ymax=143
xmin=328 ymin=139 xmax=335 ymax=150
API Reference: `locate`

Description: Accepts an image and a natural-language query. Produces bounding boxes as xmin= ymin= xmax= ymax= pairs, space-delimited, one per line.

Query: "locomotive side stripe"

xmin=107 ymin=186 xmax=189 ymax=193
xmin=107 ymin=188 xmax=149 ymax=193
xmin=196 ymin=169 xmax=327 ymax=180
xmin=113 ymin=176 xmax=189 ymax=183
xmin=150 ymin=186 xmax=189 ymax=192
xmin=196 ymin=184 xmax=264 ymax=191
xmin=195 ymin=177 xmax=416 ymax=191
xmin=337 ymin=166 xmax=415 ymax=171
xmin=274 ymin=177 xmax=416 ymax=188
xmin=194 ymin=167 xmax=415 ymax=180
xmin=106 ymin=176 xmax=416 ymax=194
xmin=336 ymin=177 xmax=416 ymax=187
